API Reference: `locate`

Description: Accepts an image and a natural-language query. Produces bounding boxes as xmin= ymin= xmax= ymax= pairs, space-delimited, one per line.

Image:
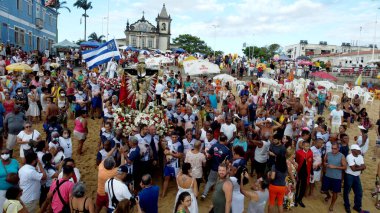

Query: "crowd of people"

xmin=0 ymin=46 xmax=378 ymax=213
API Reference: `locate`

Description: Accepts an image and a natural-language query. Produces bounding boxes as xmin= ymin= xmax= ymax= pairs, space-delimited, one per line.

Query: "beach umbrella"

xmin=186 ymin=60 xmax=220 ymax=75
xmin=296 ymin=55 xmax=311 ymax=61
xmin=311 ymin=71 xmax=337 ymax=81
xmin=140 ymin=50 xmax=150 ymax=55
xmin=256 ymin=63 xmax=267 ymax=69
xmin=258 ymin=77 xmax=279 ymax=87
xmin=279 ymin=54 xmax=291 ymax=61
xmin=355 ymin=74 xmax=362 ymax=86
xmin=273 ymin=54 xmax=280 ymax=61
xmin=298 ymin=60 xmax=313 ymax=66
xmin=6 ymin=63 xmax=32 ymax=72
xmin=213 ymin=74 xmax=235 ymax=81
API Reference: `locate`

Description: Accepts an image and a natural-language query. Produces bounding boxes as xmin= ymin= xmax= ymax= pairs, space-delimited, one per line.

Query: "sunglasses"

xmin=25 ymin=126 xmax=31 ymax=128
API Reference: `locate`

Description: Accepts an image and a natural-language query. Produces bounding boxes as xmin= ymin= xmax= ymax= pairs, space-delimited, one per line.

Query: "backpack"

xmin=107 ymin=178 xmax=119 ymax=209
xmin=52 ymin=179 xmax=70 ymax=213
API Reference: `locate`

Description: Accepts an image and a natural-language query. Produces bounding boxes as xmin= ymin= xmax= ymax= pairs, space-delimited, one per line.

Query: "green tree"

xmin=88 ymin=32 xmax=105 ymax=43
xmin=46 ymin=0 xmax=71 ymax=42
xmin=242 ymin=44 xmax=282 ymax=60
xmin=172 ymin=34 xmax=213 ymax=55
xmin=74 ymin=0 xmax=93 ymax=41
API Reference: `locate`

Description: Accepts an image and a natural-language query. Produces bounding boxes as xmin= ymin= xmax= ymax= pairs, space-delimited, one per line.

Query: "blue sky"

xmin=59 ymin=0 xmax=380 ymax=54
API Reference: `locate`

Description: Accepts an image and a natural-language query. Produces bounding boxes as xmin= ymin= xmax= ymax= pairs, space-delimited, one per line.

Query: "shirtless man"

xmin=287 ymin=97 xmax=304 ymax=115
xmin=237 ymin=96 xmax=249 ymax=131
xmin=255 ymin=118 xmax=282 ymax=140
xmin=45 ymin=97 xmax=59 ymax=121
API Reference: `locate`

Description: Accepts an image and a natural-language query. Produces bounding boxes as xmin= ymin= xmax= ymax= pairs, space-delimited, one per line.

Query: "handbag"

xmin=1 ymin=161 xmax=19 ymax=185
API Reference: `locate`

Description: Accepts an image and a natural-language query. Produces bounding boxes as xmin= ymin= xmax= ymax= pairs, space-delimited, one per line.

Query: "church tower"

xmin=156 ymin=4 xmax=172 ymax=51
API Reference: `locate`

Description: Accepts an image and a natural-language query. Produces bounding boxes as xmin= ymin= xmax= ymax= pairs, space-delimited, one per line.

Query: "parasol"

xmin=6 ymin=63 xmax=33 ymax=72
xmin=311 ymin=71 xmax=338 ymax=81
xmin=213 ymin=74 xmax=236 ymax=81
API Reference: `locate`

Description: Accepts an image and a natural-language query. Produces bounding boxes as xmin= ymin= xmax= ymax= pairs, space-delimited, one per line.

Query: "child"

xmin=59 ymin=129 xmax=73 ymax=158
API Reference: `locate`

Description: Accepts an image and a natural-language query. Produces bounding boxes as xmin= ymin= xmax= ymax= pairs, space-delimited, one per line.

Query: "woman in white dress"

xmin=174 ymin=163 xmax=198 ymax=213
xmin=229 ymin=165 xmax=245 ymax=213
xmin=26 ymin=85 xmax=40 ymax=122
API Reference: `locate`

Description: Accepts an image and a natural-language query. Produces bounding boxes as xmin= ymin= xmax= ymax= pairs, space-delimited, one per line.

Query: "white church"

xmin=121 ymin=4 xmax=172 ymax=51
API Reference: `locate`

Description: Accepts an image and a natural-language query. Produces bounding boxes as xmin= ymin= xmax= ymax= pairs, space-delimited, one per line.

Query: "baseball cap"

xmin=350 ymin=144 xmax=361 ymax=151
xmin=266 ymin=118 xmax=273 ymax=122
xmin=118 ymin=165 xmax=129 ymax=173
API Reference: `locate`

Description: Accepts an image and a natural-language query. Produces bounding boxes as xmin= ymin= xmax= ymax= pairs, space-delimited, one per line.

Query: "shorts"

xmin=96 ymin=194 xmax=109 ymax=209
xmin=91 ymin=96 xmax=102 ymax=108
xmin=269 ymin=184 xmax=286 ymax=206
xmin=331 ymin=124 xmax=340 ymax=134
xmin=310 ymin=170 xmax=321 ymax=183
xmin=242 ymin=115 xmax=249 ymax=127
xmin=321 ymin=176 xmax=342 ymax=193
xmin=253 ymin=160 xmax=267 ymax=176
xmin=73 ymin=130 xmax=87 ymax=140
xmin=164 ymin=165 xmax=179 ymax=177
xmin=6 ymin=134 xmax=17 ymax=150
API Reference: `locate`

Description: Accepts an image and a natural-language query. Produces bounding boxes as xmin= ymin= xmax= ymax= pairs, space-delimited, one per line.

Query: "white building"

xmin=311 ymin=50 xmax=380 ymax=67
xmin=123 ymin=4 xmax=172 ymax=51
xmin=284 ymin=40 xmax=374 ymax=60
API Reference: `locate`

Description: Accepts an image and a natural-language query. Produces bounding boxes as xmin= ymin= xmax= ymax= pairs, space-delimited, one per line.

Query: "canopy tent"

xmin=52 ymin=39 xmax=79 ymax=49
xmin=80 ymin=41 xmax=100 ymax=48
xmin=185 ymin=60 xmax=220 ymax=75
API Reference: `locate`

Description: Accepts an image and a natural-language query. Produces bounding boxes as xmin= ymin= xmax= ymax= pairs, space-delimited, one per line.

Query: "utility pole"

xmin=212 ymin=24 xmax=219 ymax=60
xmin=372 ymin=8 xmax=380 ymax=60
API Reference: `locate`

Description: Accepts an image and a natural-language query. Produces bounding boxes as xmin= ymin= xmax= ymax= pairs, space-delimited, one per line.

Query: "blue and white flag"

xmin=82 ymin=39 xmax=121 ymax=70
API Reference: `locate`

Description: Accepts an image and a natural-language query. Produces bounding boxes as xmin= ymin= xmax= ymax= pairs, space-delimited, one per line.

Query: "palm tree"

xmin=88 ymin=32 xmax=105 ymax=43
xmin=46 ymin=0 xmax=71 ymax=42
xmin=73 ymin=0 xmax=93 ymax=41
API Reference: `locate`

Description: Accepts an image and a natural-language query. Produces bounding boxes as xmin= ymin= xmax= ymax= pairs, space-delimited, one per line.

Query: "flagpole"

xmin=107 ymin=0 xmax=110 ymax=41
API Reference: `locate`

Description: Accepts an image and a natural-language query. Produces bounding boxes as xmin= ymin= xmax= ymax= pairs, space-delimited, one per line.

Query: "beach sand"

xmin=27 ymin=89 xmax=378 ymax=213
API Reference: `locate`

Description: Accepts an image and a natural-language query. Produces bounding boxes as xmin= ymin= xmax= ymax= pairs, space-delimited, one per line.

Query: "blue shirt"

xmin=208 ymin=94 xmax=217 ymax=109
xmin=208 ymin=143 xmax=232 ymax=171
xmin=0 ymin=103 xmax=5 ymax=128
xmin=0 ymin=159 xmax=19 ymax=190
xmin=138 ymin=185 xmax=159 ymax=213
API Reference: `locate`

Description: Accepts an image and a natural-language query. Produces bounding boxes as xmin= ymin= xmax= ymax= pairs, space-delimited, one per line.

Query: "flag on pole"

xmin=82 ymin=39 xmax=121 ymax=70
xmin=355 ymin=74 xmax=362 ymax=86
xmin=243 ymin=42 xmax=246 ymax=48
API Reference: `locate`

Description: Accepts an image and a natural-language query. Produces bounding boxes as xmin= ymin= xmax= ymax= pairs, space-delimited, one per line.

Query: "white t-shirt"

xmin=345 ymin=153 xmax=364 ymax=176
xmin=58 ymin=168 xmax=81 ymax=183
xmin=330 ymin=109 xmax=344 ymax=125
xmin=254 ymin=140 xmax=270 ymax=163
xmin=17 ymin=130 xmax=41 ymax=151
xmin=59 ymin=137 xmax=73 ymax=158
xmin=220 ymin=123 xmax=237 ymax=141
xmin=19 ymin=164 xmax=43 ymax=203
xmin=155 ymin=83 xmax=165 ymax=95
xmin=357 ymin=135 xmax=369 ymax=155
xmin=105 ymin=178 xmax=132 ymax=209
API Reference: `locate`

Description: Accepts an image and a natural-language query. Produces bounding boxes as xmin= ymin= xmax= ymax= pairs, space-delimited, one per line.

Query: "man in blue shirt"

xmin=239 ymin=85 xmax=249 ymax=98
xmin=201 ymin=135 xmax=232 ymax=199
xmin=138 ymin=174 xmax=159 ymax=213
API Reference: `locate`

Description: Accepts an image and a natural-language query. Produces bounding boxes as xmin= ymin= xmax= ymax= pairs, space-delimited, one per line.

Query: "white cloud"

xmin=58 ymin=0 xmax=380 ymax=53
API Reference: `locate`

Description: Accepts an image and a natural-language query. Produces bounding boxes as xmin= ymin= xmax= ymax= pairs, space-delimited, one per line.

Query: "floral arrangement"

xmin=113 ymin=105 xmax=167 ymax=137
xmin=98 ymin=75 xmax=121 ymax=89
